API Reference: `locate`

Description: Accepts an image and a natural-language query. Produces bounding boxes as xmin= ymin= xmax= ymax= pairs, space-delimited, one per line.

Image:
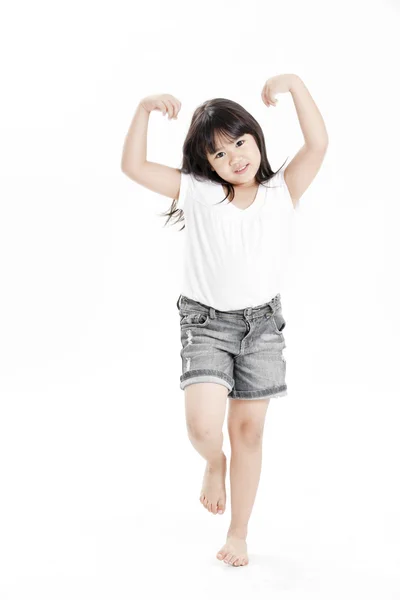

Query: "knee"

xmin=229 ymin=421 xmax=264 ymax=448
xmin=187 ymin=421 xmax=222 ymax=443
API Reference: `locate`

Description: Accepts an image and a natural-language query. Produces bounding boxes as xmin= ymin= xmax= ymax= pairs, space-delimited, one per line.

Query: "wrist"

xmin=288 ymin=74 xmax=302 ymax=93
xmin=138 ymin=102 xmax=150 ymax=114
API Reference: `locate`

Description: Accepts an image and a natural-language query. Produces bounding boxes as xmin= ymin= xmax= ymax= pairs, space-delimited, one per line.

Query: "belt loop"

xmin=271 ymin=293 xmax=280 ymax=314
xmin=176 ymin=294 xmax=182 ymax=310
xmin=209 ymin=306 xmax=216 ymax=319
xmin=267 ymin=298 xmax=275 ymax=315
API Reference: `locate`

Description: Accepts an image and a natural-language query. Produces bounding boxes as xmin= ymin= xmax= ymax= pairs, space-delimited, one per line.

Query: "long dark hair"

xmin=159 ymin=98 xmax=288 ymax=231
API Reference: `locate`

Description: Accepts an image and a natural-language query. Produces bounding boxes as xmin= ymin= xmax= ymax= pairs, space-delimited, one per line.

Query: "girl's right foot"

xmin=216 ymin=531 xmax=249 ymax=567
xmin=199 ymin=453 xmax=227 ymax=515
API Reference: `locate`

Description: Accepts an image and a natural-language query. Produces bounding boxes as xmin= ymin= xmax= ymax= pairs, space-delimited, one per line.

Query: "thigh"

xmin=185 ymin=383 xmax=228 ymax=437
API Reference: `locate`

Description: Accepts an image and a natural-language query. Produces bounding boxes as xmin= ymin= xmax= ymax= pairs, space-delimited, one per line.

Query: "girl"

xmin=121 ymin=73 xmax=328 ymax=567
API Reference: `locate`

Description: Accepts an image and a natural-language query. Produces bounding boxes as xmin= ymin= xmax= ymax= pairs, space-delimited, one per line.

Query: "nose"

xmin=230 ymin=155 xmax=244 ymax=167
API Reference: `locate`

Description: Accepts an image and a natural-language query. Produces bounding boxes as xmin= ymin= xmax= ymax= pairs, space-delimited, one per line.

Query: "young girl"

xmin=121 ymin=73 xmax=328 ymax=567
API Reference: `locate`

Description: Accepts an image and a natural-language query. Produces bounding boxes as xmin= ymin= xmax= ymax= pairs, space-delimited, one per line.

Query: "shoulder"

xmin=265 ymin=168 xmax=299 ymax=210
xmin=266 ymin=168 xmax=285 ymax=187
xmin=178 ymin=171 xmax=221 ymax=210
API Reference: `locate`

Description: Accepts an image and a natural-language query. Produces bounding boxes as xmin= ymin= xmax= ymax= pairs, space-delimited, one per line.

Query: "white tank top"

xmin=177 ymin=167 xmax=299 ymax=311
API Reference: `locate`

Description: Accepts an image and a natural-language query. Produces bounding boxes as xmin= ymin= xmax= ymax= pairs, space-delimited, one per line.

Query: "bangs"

xmin=203 ymin=122 xmax=248 ymax=157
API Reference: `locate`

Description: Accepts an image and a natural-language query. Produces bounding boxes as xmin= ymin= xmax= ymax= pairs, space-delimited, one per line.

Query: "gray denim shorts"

xmin=176 ymin=293 xmax=287 ymax=400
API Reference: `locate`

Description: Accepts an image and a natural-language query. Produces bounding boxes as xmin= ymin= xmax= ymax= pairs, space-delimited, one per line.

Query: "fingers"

xmin=173 ymin=99 xmax=182 ymax=118
xmin=268 ymin=92 xmax=277 ymax=106
xmin=160 ymin=97 xmax=181 ymax=119
xmin=266 ymin=93 xmax=276 ymax=106
xmin=164 ymin=99 xmax=175 ymax=118
xmin=262 ymin=88 xmax=277 ymax=107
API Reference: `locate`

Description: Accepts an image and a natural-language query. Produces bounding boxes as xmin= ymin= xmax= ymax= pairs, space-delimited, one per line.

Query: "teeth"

xmin=236 ymin=164 xmax=247 ymax=172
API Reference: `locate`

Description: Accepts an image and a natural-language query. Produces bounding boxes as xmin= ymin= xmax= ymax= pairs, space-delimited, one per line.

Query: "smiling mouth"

xmin=235 ymin=163 xmax=249 ymax=174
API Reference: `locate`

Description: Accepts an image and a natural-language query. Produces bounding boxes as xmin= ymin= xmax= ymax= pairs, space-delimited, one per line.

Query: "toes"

xmin=226 ymin=554 xmax=246 ymax=566
xmin=218 ymin=549 xmax=248 ymax=566
xmin=199 ymin=493 xmax=225 ymax=515
xmin=224 ymin=552 xmax=233 ymax=564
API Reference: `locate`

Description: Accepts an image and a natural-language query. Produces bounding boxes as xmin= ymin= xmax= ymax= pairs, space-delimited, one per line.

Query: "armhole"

xmin=280 ymin=166 xmax=299 ymax=211
xmin=275 ymin=165 xmax=287 ymax=185
xmin=176 ymin=172 xmax=192 ymax=211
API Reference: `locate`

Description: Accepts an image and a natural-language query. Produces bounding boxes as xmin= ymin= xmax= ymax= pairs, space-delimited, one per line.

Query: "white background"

xmin=1 ymin=0 xmax=399 ymax=597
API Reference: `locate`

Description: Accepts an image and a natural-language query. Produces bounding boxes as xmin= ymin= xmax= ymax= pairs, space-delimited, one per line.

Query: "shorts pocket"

xmin=271 ymin=311 xmax=286 ymax=335
xmin=180 ymin=311 xmax=210 ymax=327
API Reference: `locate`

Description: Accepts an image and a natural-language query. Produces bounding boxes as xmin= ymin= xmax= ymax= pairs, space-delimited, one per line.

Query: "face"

xmin=206 ymin=132 xmax=261 ymax=187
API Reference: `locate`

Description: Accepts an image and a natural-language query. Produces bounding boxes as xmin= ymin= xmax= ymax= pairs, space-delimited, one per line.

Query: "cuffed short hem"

xmin=180 ymin=369 xmax=234 ymax=393
xmin=228 ymin=384 xmax=287 ymax=400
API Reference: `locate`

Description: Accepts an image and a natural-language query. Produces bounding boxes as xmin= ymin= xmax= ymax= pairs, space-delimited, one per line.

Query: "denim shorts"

xmin=176 ymin=293 xmax=287 ymax=400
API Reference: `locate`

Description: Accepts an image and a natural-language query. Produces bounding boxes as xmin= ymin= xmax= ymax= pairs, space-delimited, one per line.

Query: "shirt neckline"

xmin=220 ymin=183 xmax=265 ymax=216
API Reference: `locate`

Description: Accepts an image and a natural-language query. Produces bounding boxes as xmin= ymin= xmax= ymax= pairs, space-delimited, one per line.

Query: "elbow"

xmin=121 ymin=162 xmax=136 ymax=178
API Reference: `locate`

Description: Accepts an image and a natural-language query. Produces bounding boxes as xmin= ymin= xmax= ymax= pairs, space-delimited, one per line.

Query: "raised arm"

xmin=121 ymin=97 xmax=182 ymax=201
xmin=121 ymin=103 xmax=150 ymax=175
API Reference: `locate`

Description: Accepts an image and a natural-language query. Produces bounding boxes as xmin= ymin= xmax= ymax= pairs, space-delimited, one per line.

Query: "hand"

xmin=140 ymin=94 xmax=181 ymax=120
xmin=261 ymin=74 xmax=297 ymax=107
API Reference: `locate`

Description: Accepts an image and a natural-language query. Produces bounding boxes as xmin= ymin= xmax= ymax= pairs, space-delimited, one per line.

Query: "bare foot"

xmin=216 ymin=532 xmax=249 ymax=567
xmin=199 ymin=453 xmax=227 ymax=515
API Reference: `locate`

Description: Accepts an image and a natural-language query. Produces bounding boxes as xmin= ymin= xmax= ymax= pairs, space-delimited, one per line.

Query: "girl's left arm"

xmin=261 ymin=74 xmax=329 ymax=206
xmin=288 ymin=75 xmax=329 ymax=149
xmin=262 ymin=73 xmax=329 ymax=148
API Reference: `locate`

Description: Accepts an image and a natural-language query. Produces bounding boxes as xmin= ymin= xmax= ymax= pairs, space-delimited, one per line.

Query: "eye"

xmin=215 ymin=139 xmax=245 ymax=159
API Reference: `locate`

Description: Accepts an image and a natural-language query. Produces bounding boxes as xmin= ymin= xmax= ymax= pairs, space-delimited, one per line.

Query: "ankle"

xmin=207 ymin=452 xmax=226 ymax=470
xmin=227 ymin=525 xmax=248 ymax=539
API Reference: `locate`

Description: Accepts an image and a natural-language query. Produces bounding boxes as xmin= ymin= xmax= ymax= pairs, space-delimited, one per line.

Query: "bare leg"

xmin=185 ymin=383 xmax=228 ymax=515
xmin=216 ymin=397 xmax=269 ymax=566
xmin=228 ymin=437 xmax=263 ymax=535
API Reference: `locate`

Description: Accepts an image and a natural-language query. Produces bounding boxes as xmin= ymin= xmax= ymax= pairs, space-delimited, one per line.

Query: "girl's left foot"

xmin=216 ymin=531 xmax=249 ymax=567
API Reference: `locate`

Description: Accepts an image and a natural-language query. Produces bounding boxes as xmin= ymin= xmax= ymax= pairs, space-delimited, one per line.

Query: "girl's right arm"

xmin=121 ymin=95 xmax=182 ymax=201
